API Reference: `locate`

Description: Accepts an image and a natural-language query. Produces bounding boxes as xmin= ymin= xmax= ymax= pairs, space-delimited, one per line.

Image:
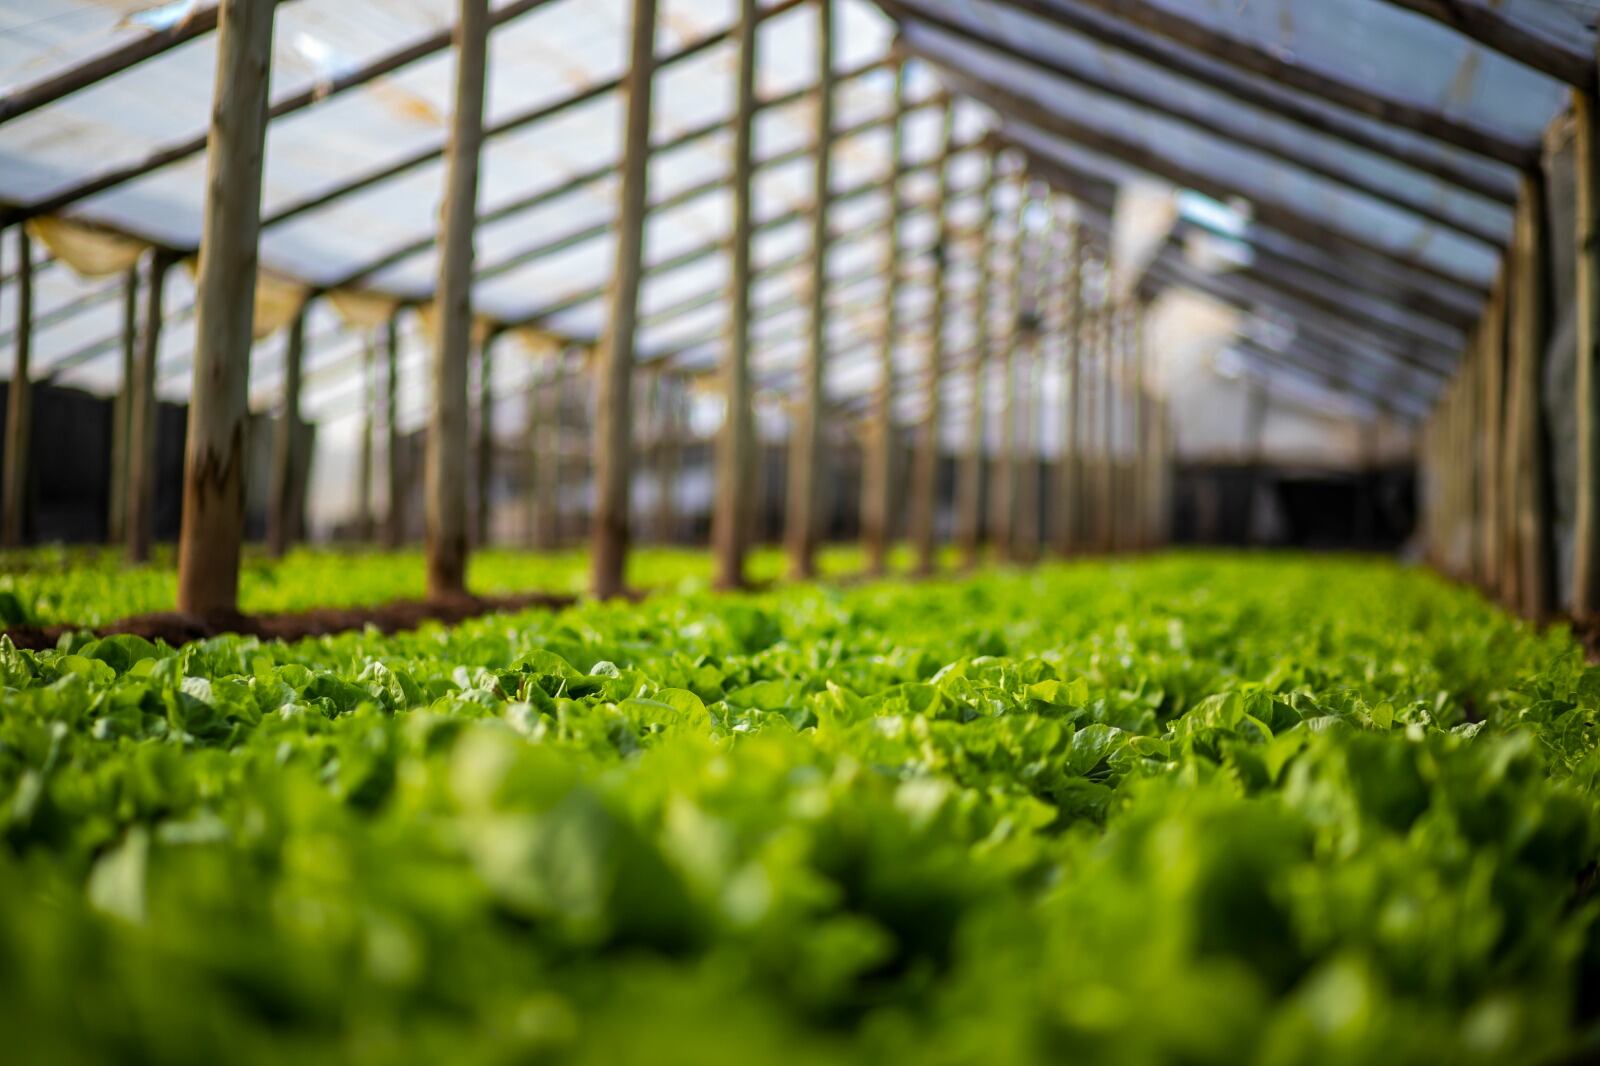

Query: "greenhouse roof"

xmin=0 ymin=0 xmax=1589 ymax=425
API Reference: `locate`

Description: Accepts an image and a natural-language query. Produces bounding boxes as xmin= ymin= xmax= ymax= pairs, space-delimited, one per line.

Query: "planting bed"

xmin=1 ymin=554 xmax=1597 ymax=1063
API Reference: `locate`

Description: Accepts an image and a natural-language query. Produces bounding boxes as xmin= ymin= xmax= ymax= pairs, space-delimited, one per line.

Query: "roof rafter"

xmin=331 ymin=55 xmax=894 ymax=290
xmin=0 ymin=0 xmax=565 ymax=226
xmin=258 ymin=0 xmax=808 ymax=234
xmin=887 ymin=3 xmax=1510 ymax=246
xmin=1034 ymin=0 xmax=1536 ymax=169
xmin=964 ymin=71 xmax=1493 ymax=294
xmin=967 ymin=0 xmax=1521 ymax=200
xmin=0 ymin=4 xmax=220 ymax=126
xmin=1375 ymin=0 xmax=1594 ymax=88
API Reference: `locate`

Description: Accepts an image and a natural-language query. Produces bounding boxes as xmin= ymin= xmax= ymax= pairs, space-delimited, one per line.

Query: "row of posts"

xmin=0 ymin=0 xmax=1170 ymax=614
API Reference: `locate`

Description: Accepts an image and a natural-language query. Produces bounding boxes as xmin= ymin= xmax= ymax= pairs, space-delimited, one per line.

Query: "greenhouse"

xmin=1 ymin=0 xmax=1599 ymax=1062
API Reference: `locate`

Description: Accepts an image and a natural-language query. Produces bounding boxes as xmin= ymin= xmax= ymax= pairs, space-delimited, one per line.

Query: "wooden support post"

xmin=1478 ymin=290 xmax=1503 ymax=595
xmin=1096 ymin=291 xmax=1118 ymax=552
xmin=1017 ymin=198 xmax=1058 ymax=565
xmin=2 ymin=227 xmax=31 ymax=548
xmin=108 ymin=263 xmax=139 ymax=543
xmin=267 ymin=305 xmax=307 ymax=558
xmin=576 ymin=349 xmax=596 ymax=544
xmin=1508 ymin=175 xmax=1552 ymax=621
xmin=1575 ymin=85 xmax=1600 ymax=618
xmin=861 ymin=59 xmax=907 ymax=578
xmin=957 ymin=149 xmax=998 ymax=571
xmin=993 ymin=169 xmax=1028 ymax=563
xmin=536 ymin=350 xmax=565 ymax=549
xmin=126 ymin=252 xmax=171 ymax=564
xmin=1014 ymin=245 xmax=1042 ymax=564
xmin=1132 ymin=302 xmax=1145 ymax=544
xmin=643 ymin=369 xmax=668 ymax=544
xmin=174 ymin=0 xmax=279 ymax=615
xmin=713 ymin=0 xmax=759 ymax=591
xmin=785 ymin=0 xmax=834 ymax=581
xmin=383 ymin=309 xmax=404 ymax=549
xmin=1462 ymin=340 xmax=1483 ymax=585
xmin=521 ymin=361 xmax=539 ymax=546
xmin=911 ymin=98 xmax=956 ymax=577
xmin=1484 ymin=277 xmax=1510 ymax=595
xmin=424 ymin=0 xmax=489 ymax=602
xmin=592 ymin=0 xmax=658 ymax=599
xmin=1080 ymin=258 xmax=1102 ymax=549
xmin=1054 ymin=219 xmax=1085 ymax=555
xmin=474 ymin=331 xmax=495 ymax=548
xmin=1244 ymin=375 xmax=1268 ymax=548
xmin=357 ymin=332 xmax=376 ymax=541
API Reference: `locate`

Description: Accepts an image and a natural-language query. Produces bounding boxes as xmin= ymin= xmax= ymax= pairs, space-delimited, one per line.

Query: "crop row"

xmin=1 ymin=555 xmax=1597 ymax=1063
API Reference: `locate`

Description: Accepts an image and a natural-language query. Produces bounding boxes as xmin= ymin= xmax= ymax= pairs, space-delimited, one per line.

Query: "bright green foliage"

xmin=0 ymin=544 xmax=935 ymax=625
xmin=1 ymin=554 xmax=1598 ymax=1064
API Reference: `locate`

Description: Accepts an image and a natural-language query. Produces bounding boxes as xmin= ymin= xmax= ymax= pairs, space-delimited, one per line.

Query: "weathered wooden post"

xmin=108 ymin=262 xmax=139 ymax=543
xmin=2 ymin=227 xmax=32 ymax=548
xmin=357 ymin=331 xmax=376 ymax=541
xmin=1055 ymin=219 xmax=1085 ymax=555
xmin=474 ymin=330 xmax=496 ymax=548
xmin=1478 ymin=287 xmax=1504 ymax=596
xmin=956 ymin=149 xmax=998 ymax=571
xmin=713 ymin=0 xmax=759 ymax=590
xmin=861 ymin=59 xmax=907 ymax=578
xmin=424 ymin=0 xmax=489 ymax=602
xmin=993 ymin=165 xmax=1028 ymax=563
xmin=1575 ymin=84 xmax=1600 ymax=617
xmin=784 ymin=0 xmax=834 ymax=581
xmin=1462 ymin=341 xmax=1483 ymax=586
xmin=383 ymin=308 xmax=405 ymax=549
xmin=536 ymin=349 xmax=565 ymax=549
xmin=592 ymin=0 xmax=658 ymax=599
xmin=521 ymin=358 xmax=539 ymax=546
xmin=174 ymin=0 xmax=279 ymax=615
xmin=1096 ymin=288 xmax=1119 ymax=553
xmin=1079 ymin=251 xmax=1102 ymax=548
xmin=266 ymin=304 xmax=307 ymax=558
xmin=654 ymin=370 xmax=679 ymax=545
xmin=126 ymin=251 xmax=172 ymax=564
xmin=1509 ymin=175 xmax=1551 ymax=620
xmin=1127 ymin=304 xmax=1147 ymax=550
xmin=911 ymin=98 xmax=956 ymax=577
xmin=1013 ymin=196 xmax=1045 ymax=565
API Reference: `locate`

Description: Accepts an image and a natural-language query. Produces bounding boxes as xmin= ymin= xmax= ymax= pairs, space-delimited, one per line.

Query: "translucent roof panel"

xmin=3 ymin=0 xmax=1576 ymax=427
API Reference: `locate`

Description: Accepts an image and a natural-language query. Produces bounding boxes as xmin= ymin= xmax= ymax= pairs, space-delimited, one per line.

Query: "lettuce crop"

xmin=0 ymin=554 xmax=1596 ymax=1064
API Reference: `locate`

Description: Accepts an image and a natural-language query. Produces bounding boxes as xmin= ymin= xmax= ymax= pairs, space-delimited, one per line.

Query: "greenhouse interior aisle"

xmin=2 ymin=1 xmax=1600 ymax=1063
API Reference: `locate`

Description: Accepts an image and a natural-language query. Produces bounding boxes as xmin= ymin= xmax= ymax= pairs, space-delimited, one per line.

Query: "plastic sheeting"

xmin=889 ymin=0 xmax=1583 ymax=410
xmin=0 ymin=0 xmax=928 ymax=418
xmin=0 ymin=0 xmax=1587 ymax=517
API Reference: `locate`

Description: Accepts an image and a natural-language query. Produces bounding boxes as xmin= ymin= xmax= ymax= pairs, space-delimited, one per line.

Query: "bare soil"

xmin=0 ymin=591 xmax=579 ymax=652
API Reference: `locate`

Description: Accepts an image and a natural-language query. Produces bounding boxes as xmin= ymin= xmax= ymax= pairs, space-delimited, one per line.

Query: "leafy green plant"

xmin=0 ymin=554 xmax=1596 ymax=1064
